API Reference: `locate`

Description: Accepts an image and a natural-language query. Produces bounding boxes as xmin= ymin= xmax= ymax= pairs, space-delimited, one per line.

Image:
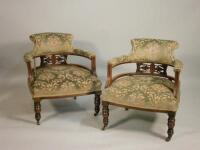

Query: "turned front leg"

xmin=94 ymin=92 xmax=101 ymax=116
xmin=34 ymin=101 xmax=41 ymax=125
xmin=102 ymin=101 xmax=109 ymax=130
xmin=166 ymin=112 xmax=176 ymax=141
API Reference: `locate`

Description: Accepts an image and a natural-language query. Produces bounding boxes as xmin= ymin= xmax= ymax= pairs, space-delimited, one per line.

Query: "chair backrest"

xmin=131 ymin=38 xmax=179 ymax=79
xmin=30 ymin=32 xmax=73 ymax=57
xmin=131 ymin=38 xmax=178 ymax=65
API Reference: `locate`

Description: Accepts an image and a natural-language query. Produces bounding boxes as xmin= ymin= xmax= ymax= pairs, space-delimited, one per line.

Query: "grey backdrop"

xmin=0 ymin=0 xmax=200 ymax=150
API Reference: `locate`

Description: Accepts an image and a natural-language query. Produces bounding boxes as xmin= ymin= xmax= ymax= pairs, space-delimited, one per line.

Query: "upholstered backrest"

xmin=30 ymin=32 xmax=73 ymax=57
xmin=131 ymin=38 xmax=179 ymax=64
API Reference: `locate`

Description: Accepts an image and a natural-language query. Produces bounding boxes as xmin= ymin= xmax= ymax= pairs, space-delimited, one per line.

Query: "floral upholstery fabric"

xmin=71 ymin=48 xmax=95 ymax=59
xmin=108 ymin=54 xmax=183 ymax=72
xmin=131 ymin=38 xmax=179 ymax=65
xmin=30 ymin=65 xmax=101 ymax=98
xmin=24 ymin=48 xmax=95 ymax=62
xmin=30 ymin=32 xmax=73 ymax=57
xmin=101 ymin=75 xmax=180 ymax=111
xmin=108 ymin=54 xmax=134 ymax=67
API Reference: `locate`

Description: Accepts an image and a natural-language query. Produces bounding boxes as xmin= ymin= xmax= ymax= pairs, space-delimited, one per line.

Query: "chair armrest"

xmin=107 ymin=54 xmax=138 ymax=86
xmin=72 ymin=48 xmax=95 ymax=59
xmin=173 ymin=59 xmax=183 ymax=72
xmin=24 ymin=51 xmax=34 ymax=62
xmin=70 ymin=48 xmax=96 ymax=75
xmin=108 ymin=54 xmax=138 ymax=67
xmin=24 ymin=51 xmax=35 ymax=83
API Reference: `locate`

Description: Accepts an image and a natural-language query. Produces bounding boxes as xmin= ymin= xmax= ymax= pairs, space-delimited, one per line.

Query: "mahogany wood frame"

xmin=102 ymin=61 xmax=180 ymax=142
xmin=25 ymin=52 xmax=101 ymax=125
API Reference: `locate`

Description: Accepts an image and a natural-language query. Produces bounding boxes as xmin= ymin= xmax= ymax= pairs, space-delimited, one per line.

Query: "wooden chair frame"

xmin=102 ymin=60 xmax=180 ymax=141
xmin=25 ymin=51 xmax=101 ymax=125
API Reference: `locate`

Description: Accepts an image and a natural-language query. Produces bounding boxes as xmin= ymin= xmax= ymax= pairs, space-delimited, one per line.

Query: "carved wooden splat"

xmin=136 ymin=63 xmax=167 ymax=76
xmin=155 ymin=64 xmax=167 ymax=76
xmin=40 ymin=54 xmax=67 ymax=66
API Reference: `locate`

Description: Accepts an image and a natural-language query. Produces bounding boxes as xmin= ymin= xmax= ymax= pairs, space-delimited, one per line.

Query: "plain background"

xmin=0 ymin=0 xmax=200 ymax=150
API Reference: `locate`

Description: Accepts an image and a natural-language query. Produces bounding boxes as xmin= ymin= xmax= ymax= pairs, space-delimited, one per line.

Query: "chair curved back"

xmin=30 ymin=32 xmax=73 ymax=56
xmin=130 ymin=38 xmax=179 ymax=81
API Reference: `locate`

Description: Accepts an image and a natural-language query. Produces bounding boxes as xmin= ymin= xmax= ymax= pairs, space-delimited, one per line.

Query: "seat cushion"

xmin=31 ymin=65 xmax=101 ymax=98
xmin=101 ymin=75 xmax=179 ymax=111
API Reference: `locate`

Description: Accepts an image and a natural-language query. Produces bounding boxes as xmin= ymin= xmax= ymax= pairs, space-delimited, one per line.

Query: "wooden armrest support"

xmin=26 ymin=61 xmax=34 ymax=83
xmin=174 ymin=71 xmax=180 ymax=98
xmin=172 ymin=59 xmax=182 ymax=98
xmin=69 ymin=48 xmax=97 ymax=75
xmin=91 ymin=56 xmax=97 ymax=75
xmin=106 ymin=54 xmax=138 ymax=87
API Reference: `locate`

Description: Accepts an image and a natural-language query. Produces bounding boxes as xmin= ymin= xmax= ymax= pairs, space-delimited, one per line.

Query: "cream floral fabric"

xmin=31 ymin=65 xmax=101 ymax=98
xmin=173 ymin=59 xmax=183 ymax=72
xmin=108 ymin=54 xmax=134 ymax=67
xmin=72 ymin=48 xmax=95 ymax=59
xmin=30 ymin=32 xmax=73 ymax=57
xmin=24 ymin=48 xmax=95 ymax=62
xmin=24 ymin=32 xmax=95 ymax=62
xmin=101 ymin=75 xmax=179 ymax=111
xmin=24 ymin=51 xmax=34 ymax=62
xmin=131 ymin=38 xmax=179 ymax=64
xmin=108 ymin=54 xmax=183 ymax=72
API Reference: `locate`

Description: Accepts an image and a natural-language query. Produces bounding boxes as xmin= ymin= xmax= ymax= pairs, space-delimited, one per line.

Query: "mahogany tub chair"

xmin=101 ymin=38 xmax=183 ymax=141
xmin=24 ymin=32 xmax=102 ymax=125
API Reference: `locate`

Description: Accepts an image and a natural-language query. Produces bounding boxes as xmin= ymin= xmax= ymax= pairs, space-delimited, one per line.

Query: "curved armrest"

xmin=70 ymin=48 xmax=96 ymax=75
xmin=108 ymin=54 xmax=138 ymax=67
xmin=107 ymin=54 xmax=138 ymax=86
xmin=72 ymin=48 xmax=95 ymax=59
xmin=24 ymin=51 xmax=34 ymax=62
xmin=173 ymin=59 xmax=183 ymax=72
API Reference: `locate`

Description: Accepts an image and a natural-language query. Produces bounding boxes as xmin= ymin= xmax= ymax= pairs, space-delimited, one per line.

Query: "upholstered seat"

xmin=24 ymin=33 xmax=102 ymax=125
xmin=102 ymin=75 xmax=179 ymax=112
xmin=101 ymin=38 xmax=183 ymax=141
xmin=31 ymin=65 xmax=101 ymax=98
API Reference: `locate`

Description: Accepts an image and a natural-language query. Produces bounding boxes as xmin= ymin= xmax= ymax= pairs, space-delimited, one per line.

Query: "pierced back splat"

xmin=40 ymin=54 xmax=68 ymax=66
xmin=136 ymin=63 xmax=167 ymax=76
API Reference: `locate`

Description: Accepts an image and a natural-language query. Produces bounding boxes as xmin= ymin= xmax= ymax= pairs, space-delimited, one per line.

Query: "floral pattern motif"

xmin=108 ymin=54 xmax=183 ymax=72
xmin=108 ymin=54 xmax=133 ymax=66
xmin=30 ymin=32 xmax=73 ymax=57
xmin=101 ymin=75 xmax=180 ymax=111
xmin=24 ymin=32 xmax=95 ymax=62
xmin=72 ymin=48 xmax=95 ymax=59
xmin=31 ymin=65 xmax=101 ymax=98
xmin=24 ymin=48 xmax=95 ymax=62
xmin=131 ymin=38 xmax=179 ymax=64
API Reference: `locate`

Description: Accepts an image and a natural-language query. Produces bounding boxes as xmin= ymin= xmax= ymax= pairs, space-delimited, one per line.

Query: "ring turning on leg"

xmin=34 ymin=101 xmax=41 ymax=125
xmin=166 ymin=112 xmax=176 ymax=141
xmin=94 ymin=92 xmax=101 ymax=116
xmin=102 ymin=101 xmax=109 ymax=130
